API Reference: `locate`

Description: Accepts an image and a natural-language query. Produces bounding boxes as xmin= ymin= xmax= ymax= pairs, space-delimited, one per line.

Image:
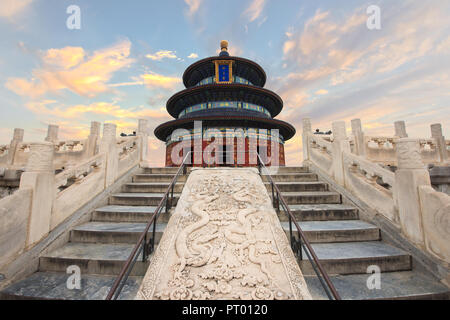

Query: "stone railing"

xmin=303 ymin=118 xmax=450 ymax=264
xmin=54 ymin=152 xmax=105 ymax=192
xmin=0 ymin=119 xmax=149 ymax=272
xmin=0 ymin=123 xmax=102 ymax=171
xmin=54 ymin=140 xmax=85 ymax=152
xmin=350 ymin=119 xmax=449 ymax=166
xmin=308 ymin=133 xmax=333 ymax=176
xmin=363 ymin=136 xmax=444 ymax=165
xmin=117 ymin=136 xmax=140 ymax=178
xmin=342 ymin=151 xmax=397 ymax=224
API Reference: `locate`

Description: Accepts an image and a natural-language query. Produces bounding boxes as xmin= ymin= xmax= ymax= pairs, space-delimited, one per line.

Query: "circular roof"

xmin=166 ymin=83 xmax=283 ymax=118
xmin=154 ymin=115 xmax=296 ymax=142
xmin=183 ymin=56 xmax=267 ymax=88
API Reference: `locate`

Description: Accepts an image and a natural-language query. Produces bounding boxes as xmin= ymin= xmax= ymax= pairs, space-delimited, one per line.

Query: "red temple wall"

xmin=165 ymin=138 xmax=286 ymax=167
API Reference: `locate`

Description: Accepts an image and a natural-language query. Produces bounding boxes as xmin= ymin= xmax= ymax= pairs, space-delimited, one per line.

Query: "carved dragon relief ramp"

xmin=137 ymin=168 xmax=312 ymax=300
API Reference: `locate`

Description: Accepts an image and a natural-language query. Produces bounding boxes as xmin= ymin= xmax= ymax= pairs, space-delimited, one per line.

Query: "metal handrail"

xmin=105 ymin=152 xmax=192 ymax=300
xmin=106 ymin=150 xmax=339 ymax=300
xmin=255 ymin=153 xmax=341 ymax=300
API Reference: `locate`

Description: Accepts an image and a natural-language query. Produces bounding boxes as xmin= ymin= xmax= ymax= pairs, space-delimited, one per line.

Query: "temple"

xmin=154 ymin=40 xmax=295 ymax=167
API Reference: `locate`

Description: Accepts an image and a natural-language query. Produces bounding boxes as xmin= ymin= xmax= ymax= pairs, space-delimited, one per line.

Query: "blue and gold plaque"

xmin=214 ymin=60 xmax=233 ymax=84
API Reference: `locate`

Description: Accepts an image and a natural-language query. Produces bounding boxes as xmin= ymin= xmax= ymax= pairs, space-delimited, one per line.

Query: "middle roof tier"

xmin=166 ymin=83 xmax=283 ymax=119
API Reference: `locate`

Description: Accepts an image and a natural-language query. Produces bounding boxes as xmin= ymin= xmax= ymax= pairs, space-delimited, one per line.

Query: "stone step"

xmin=123 ymin=182 xmax=185 ymax=193
xmin=261 ymin=173 xmax=318 ymax=183
xmin=298 ymin=241 xmax=412 ymax=276
xmin=93 ymin=206 xmax=159 ymax=223
xmin=142 ymin=167 xmax=180 ymax=174
xmin=278 ymin=204 xmax=359 ymax=222
xmin=70 ymin=222 xmax=167 ymax=244
xmin=281 ymin=220 xmax=380 ymax=243
xmin=132 ymin=174 xmax=187 ymax=183
xmin=39 ymin=243 xmax=149 ymax=276
xmin=109 ymin=193 xmax=180 ymax=206
xmin=0 ymin=272 xmax=141 ymax=300
xmin=274 ymin=167 xmax=310 ymax=174
xmin=279 ymin=191 xmax=341 ymax=205
xmin=264 ymin=182 xmax=328 ymax=192
xmin=304 ymin=271 xmax=450 ymax=300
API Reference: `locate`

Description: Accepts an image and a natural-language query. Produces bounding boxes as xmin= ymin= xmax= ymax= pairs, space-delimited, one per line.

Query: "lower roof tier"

xmin=166 ymin=83 xmax=283 ymax=119
xmin=154 ymin=115 xmax=296 ymax=142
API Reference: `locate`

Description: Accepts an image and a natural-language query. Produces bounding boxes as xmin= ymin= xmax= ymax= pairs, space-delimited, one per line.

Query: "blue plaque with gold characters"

xmin=214 ymin=60 xmax=233 ymax=84
xmin=219 ymin=64 xmax=229 ymax=82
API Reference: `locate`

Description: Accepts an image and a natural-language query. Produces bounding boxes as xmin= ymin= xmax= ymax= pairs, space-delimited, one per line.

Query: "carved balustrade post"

xmin=19 ymin=142 xmax=55 ymax=246
xmin=45 ymin=125 xmax=59 ymax=143
xmin=394 ymin=138 xmax=430 ymax=246
xmin=431 ymin=123 xmax=448 ymax=164
xmin=7 ymin=128 xmax=24 ymax=166
xmin=84 ymin=121 xmax=101 ymax=158
xmin=351 ymin=119 xmax=366 ymax=157
xmin=394 ymin=121 xmax=408 ymax=138
xmin=138 ymin=119 xmax=149 ymax=162
xmin=332 ymin=121 xmax=351 ymax=186
xmin=302 ymin=118 xmax=312 ymax=165
xmin=100 ymin=123 xmax=118 ymax=187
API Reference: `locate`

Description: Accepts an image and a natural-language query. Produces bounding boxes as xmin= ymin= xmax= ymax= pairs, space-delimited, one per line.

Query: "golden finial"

xmin=220 ymin=40 xmax=229 ymax=52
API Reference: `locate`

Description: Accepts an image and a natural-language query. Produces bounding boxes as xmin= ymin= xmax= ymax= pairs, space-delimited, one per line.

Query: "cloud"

xmin=109 ymin=81 xmax=144 ymax=87
xmin=140 ymin=73 xmax=181 ymax=90
xmin=274 ymin=1 xmax=450 ymax=165
xmin=278 ymin=2 xmax=450 ymax=109
xmin=0 ymin=0 xmax=32 ymax=18
xmin=188 ymin=53 xmax=199 ymax=59
xmin=315 ymin=89 xmax=328 ymax=95
xmin=25 ymin=100 xmax=169 ymax=121
xmin=282 ymin=3 xmax=450 ymax=89
xmin=243 ymin=0 xmax=267 ymax=22
xmin=146 ymin=50 xmax=178 ymax=61
xmin=5 ymin=39 xmax=134 ymax=98
xmin=42 ymin=47 xmax=85 ymax=69
xmin=185 ymin=0 xmax=203 ymax=17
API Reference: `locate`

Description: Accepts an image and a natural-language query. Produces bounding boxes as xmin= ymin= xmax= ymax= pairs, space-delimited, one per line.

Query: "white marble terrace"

xmin=0 ymin=120 xmax=149 ymax=271
xmin=302 ymin=118 xmax=450 ymax=265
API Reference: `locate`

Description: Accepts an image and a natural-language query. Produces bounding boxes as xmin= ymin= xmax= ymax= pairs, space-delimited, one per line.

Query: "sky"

xmin=0 ymin=0 xmax=449 ymax=166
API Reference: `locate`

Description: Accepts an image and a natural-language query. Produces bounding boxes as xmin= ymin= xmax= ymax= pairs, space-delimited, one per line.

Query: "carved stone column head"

xmin=138 ymin=119 xmax=149 ymax=135
xmin=351 ymin=119 xmax=362 ymax=134
xmin=45 ymin=125 xmax=59 ymax=143
xmin=302 ymin=118 xmax=312 ymax=133
xmin=431 ymin=123 xmax=443 ymax=139
xmin=394 ymin=121 xmax=408 ymax=138
xmin=332 ymin=121 xmax=347 ymax=141
xmin=396 ymin=138 xmax=424 ymax=169
xmin=13 ymin=128 xmax=24 ymax=142
xmin=90 ymin=121 xmax=101 ymax=136
xmin=26 ymin=142 xmax=54 ymax=173
xmin=102 ymin=123 xmax=116 ymax=141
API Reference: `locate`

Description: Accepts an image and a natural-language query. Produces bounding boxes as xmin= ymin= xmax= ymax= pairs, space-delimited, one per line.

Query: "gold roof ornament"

xmin=220 ymin=40 xmax=229 ymax=52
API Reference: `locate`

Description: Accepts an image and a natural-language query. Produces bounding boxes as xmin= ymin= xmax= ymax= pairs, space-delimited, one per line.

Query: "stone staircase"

xmin=265 ymin=166 xmax=450 ymax=300
xmin=0 ymin=167 xmax=184 ymax=300
xmin=2 ymin=166 xmax=449 ymax=300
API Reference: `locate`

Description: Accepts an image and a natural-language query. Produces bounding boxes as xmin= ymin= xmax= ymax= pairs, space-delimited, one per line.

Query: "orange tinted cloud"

xmin=146 ymin=50 xmax=178 ymax=61
xmin=141 ymin=73 xmax=181 ymax=90
xmin=0 ymin=0 xmax=32 ymax=18
xmin=6 ymin=40 xmax=134 ymax=98
xmin=25 ymin=100 xmax=169 ymax=120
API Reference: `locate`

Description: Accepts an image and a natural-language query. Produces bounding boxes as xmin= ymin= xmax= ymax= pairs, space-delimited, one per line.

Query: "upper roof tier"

xmin=183 ymin=56 xmax=267 ymax=88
